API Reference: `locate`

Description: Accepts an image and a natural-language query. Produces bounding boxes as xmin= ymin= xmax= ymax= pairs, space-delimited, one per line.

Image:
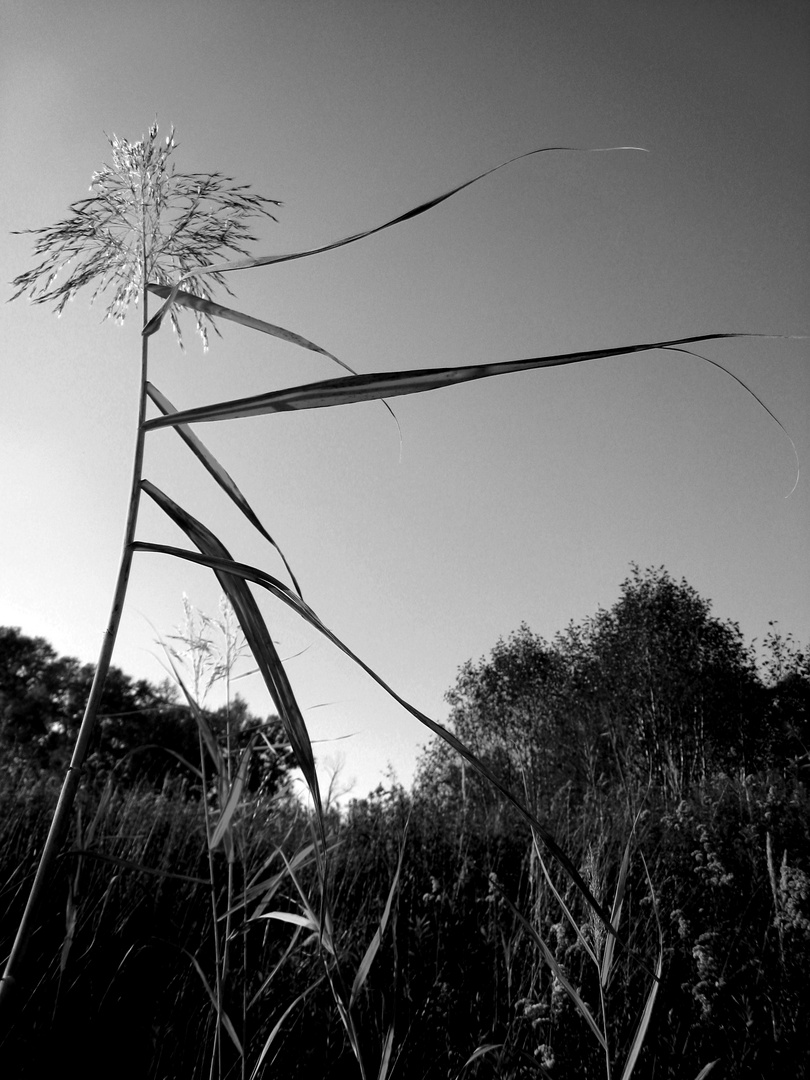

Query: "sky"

xmin=1 ymin=0 xmax=808 ymax=803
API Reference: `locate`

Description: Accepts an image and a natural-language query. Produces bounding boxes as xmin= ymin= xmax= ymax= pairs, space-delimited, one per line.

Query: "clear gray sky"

xmin=2 ymin=0 xmax=808 ymax=801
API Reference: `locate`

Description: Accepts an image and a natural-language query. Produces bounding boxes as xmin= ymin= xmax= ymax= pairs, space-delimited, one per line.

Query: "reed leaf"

xmin=456 ymin=1044 xmax=503 ymax=1077
xmin=183 ymin=946 xmax=244 ymax=1056
xmin=350 ymin=831 xmax=407 ymax=1008
xmin=146 ymin=283 xmax=359 ymax=376
xmin=142 ymin=334 xmax=773 ymax=431
xmin=601 ymin=835 xmax=632 ymax=989
xmin=377 ymin=1026 xmax=395 ymax=1080
xmin=263 ymin=911 xmax=319 ymax=932
xmin=533 ymin=835 xmax=598 ymax=966
xmin=146 ymin=383 xmax=303 ymax=595
xmin=139 ymin=481 xmax=322 ymax=814
xmin=248 ymin=979 xmax=324 ymax=1080
xmin=208 ymin=738 xmax=254 ymax=851
xmin=693 ymin=1062 xmax=719 ymax=1080
xmin=619 ymin=854 xmax=663 ymax=1080
xmin=502 ymin=892 xmax=608 ymax=1053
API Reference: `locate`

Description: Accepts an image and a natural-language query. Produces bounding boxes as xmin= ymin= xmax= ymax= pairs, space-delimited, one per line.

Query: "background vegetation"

xmin=1 ymin=566 xmax=807 ymax=1078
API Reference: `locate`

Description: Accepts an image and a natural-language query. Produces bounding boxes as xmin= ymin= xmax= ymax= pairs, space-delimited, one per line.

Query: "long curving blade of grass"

xmin=377 ymin=1026 xmax=395 ymax=1080
xmin=262 ymin=910 xmax=323 ymax=936
xmin=693 ymin=1062 xmax=719 ymax=1080
xmin=601 ymin=835 xmax=632 ymax=990
xmin=661 ymin=344 xmax=800 ymax=495
xmin=147 ymin=283 xmax=360 ymax=376
xmin=247 ymin=924 xmax=304 ymax=1010
xmin=350 ymin=826 xmax=408 ymax=1009
xmin=146 ymin=382 xmax=303 ymax=596
xmin=242 ymin=842 xmax=323 ymax=920
xmin=618 ymin=853 xmax=663 ymax=1080
xmin=69 ymin=849 xmax=209 ymax=886
xmin=142 ymin=334 xmax=783 ymax=433
xmin=183 ymin=945 xmax=244 ymax=1056
xmin=248 ymin=978 xmax=325 ymax=1080
xmin=208 ymin=737 xmax=254 ymax=851
xmin=142 ymin=145 xmax=646 ymax=338
xmin=139 ymin=481 xmax=322 ymax=817
xmin=455 ymin=1044 xmax=503 ymax=1079
xmin=501 ymin=891 xmax=608 ymax=1053
xmin=131 ymin=539 xmax=617 ymax=933
xmin=533 ymin=835 xmax=598 ymax=966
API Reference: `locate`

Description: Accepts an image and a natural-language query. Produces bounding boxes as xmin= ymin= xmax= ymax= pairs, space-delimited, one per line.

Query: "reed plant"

xmin=4 ymin=122 xmax=798 ymax=1074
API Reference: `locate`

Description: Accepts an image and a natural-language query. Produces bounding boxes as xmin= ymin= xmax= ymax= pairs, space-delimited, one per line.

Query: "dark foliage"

xmin=0 ymin=626 xmax=295 ymax=793
xmin=1 ymin=572 xmax=808 ymax=1079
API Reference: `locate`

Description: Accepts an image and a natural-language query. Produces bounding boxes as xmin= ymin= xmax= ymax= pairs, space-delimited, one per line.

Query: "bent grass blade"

xmin=183 ymin=946 xmax=244 ymax=1056
xmin=618 ymin=854 xmax=663 ymax=1080
xmin=142 ymin=145 xmax=646 ymax=337
xmin=501 ymin=891 xmax=608 ymax=1054
xmin=601 ymin=835 xmax=632 ymax=990
xmin=146 ymin=284 xmax=360 ymax=377
xmin=377 ymin=1025 xmax=395 ymax=1080
xmin=350 ymin=828 xmax=408 ymax=1009
xmin=208 ymin=738 xmax=254 ymax=851
xmin=533 ymin=836 xmax=598 ymax=966
xmin=139 ymin=481 xmax=322 ymax=815
xmin=146 ymin=382 xmax=303 ymax=595
xmin=248 ymin=979 xmax=325 ymax=1080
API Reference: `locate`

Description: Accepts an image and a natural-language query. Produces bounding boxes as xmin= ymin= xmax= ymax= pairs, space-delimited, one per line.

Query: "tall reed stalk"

xmin=3 ymin=123 xmax=787 ymax=1048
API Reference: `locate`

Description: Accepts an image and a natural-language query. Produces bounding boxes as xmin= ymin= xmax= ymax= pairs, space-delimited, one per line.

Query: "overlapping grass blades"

xmin=131 ymin=535 xmax=616 ymax=932
xmin=145 ymin=383 xmax=303 ymax=596
xmin=139 ymin=480 xmax=320 ymax=813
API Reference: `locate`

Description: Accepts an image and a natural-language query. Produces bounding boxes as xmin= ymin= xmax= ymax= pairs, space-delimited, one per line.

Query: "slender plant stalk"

xmin=0 ymin=289 xmax=150 ymax=1010
xmin=3 ymin=125 xmax=281 ymax=1019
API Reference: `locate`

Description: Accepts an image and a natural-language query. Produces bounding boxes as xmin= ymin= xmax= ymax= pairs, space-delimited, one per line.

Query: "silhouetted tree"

xmin=0 ymin=627 xmax=294 ymax=795
xmin=417 ymin=567 xmax=805 ymax=811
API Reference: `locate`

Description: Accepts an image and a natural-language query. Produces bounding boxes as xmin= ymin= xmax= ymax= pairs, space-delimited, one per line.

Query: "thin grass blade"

xmin=194 ymin=147 xmax=645 ymax=277
xmin=142 ymin=146 xmax=644 ymax=336
xmin=350 ymin=828 xmax=408 ymax=1008
xmin=154 ymin=639 xmax=223 ymax=772
xmin=68 ymin=849 xmax=208 ymax=886
xmin=209 ymin=737 xmax=254 ymax=850
xmin=184 ymin=947 xmax=244 ymax=1056
xmin=142 ymin=334 xmax=771 ymax=432
xmin=377 ymin=1025 xmax=395 ymax=1080
xmin=533 ymin=836 xmax=598 ymax=966
xmin=661 ymin=344 xmax=800 ymax=494
xmin=139 ymin=481 xmax=322 ymax=814
xmin=262 ymin=911 xmax=318 ymax=931
xmin=693 ymin=1062 xmax=719 ymax=1080
xmin=619 ymin=853 xmax=663 ymax=1080
xmin=146 ymin=382 xmax=303 ymax=595
xmin=502 ymin=892 xmax=608 ymax=1052
xmin=248 ymin=925 xmax=304 ymax=1009
xmin=248 ymin=979 xmax=324 ymax=1080
xmin=132 ymin=539 xmax=616 ymax=932
xmin=455 ymin=1044 xmax=503 ymax=1078
xmin=59 ymin=884 xmax=77 ymax=974
xmin=146 ymin=284 xmax=360 ymax=377
xmin=601 ymin=835 xmax=632 ymax=989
